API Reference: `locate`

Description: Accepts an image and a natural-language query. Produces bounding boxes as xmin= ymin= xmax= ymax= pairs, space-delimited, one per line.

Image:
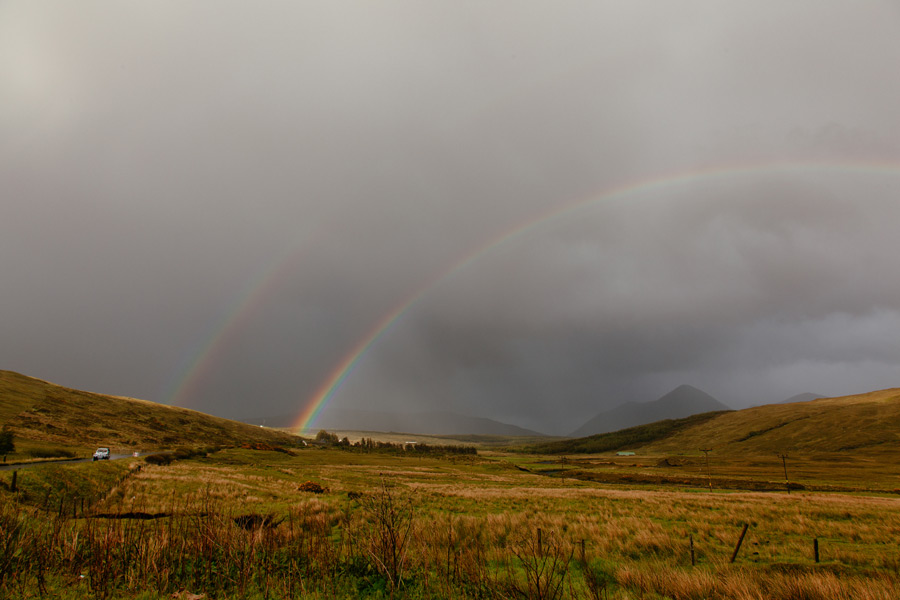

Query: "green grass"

xmin=0 ymin=458 xmax=132 ymax=508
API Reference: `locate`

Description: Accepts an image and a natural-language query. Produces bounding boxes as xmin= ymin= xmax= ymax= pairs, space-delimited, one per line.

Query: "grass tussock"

xmin=615 ymin=563 xmax=900 ymax=600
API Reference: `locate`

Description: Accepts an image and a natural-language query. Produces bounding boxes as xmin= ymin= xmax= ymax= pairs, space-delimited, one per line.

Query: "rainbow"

xmin=292 ymin=281 xmax=442 ymax=431
xmin=158 ymin=160 xmax=900 ymax=429
xmin=161 ymin=228 xmax=330 ymax=408
xmin=290 ymin=159 xmax=900 ymax=432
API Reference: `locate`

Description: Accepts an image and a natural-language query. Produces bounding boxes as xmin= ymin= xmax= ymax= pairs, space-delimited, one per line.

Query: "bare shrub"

xmin=143 ymin=453 xmax=172 ymax=466
xmin=27 ymin=448 xmax=75 ymax=459
xmin=505 ymin=528 xmax=573 ymax=600
xmin=232 ymin=513 xmax=280 ymax=530
xmin=357 ymin=479 xmax=415 ymax=596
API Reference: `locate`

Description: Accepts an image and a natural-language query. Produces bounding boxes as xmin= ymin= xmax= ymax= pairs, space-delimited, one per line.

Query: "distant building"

xmin=616 ymin=451 xmax=636 ymax=456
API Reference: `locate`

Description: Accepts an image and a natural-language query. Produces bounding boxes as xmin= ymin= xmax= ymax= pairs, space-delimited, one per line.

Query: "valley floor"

xmin=2 ymin=446 xmax=900 ymax=599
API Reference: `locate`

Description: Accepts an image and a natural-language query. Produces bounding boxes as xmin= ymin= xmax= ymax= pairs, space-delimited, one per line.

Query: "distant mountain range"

xmin=250 ymin=409 xmax=544 ymax=437
xmin=571 ymin=384 xmax=731 ymax=437
xmin=249 ymin=386 xmax=828 ymax=438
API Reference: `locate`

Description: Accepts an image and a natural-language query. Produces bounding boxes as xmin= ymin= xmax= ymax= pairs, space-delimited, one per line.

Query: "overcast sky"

xmin=3 ymin=2 xmax=900 ymax=434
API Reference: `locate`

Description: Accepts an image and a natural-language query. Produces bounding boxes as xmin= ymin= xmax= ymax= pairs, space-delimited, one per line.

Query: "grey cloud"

xmin=2 ymin=2 xmax=900 ymax=434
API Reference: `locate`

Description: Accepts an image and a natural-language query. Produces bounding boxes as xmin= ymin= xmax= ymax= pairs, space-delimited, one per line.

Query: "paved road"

xmin=0 ymin=452 xmax=139 ymax=471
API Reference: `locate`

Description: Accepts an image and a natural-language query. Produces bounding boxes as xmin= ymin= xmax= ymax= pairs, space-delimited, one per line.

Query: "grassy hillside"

xmin=0 ymin=370 xmax=49 ymax=423
xmin=527 ymin=411 xmax=728 ymax=454
xmin=644 ymin=388 xmax=900 ymax=455
xmin=0 ymin=370 xmax=300 ymax=456
xmin=527 ymin=388 xmax=900 ymax=458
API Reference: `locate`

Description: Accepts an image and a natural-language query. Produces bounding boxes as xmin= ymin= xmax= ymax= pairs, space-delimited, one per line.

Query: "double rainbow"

xmin=163 ymin=159 xmax=900 ymax=433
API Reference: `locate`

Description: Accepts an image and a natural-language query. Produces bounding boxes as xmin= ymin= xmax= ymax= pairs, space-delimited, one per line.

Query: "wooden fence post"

xmin=730 ymin=524 xmax=749 ymax=563
xmin=9 ymin=469 xmax=16 ymax=492
xmin=537 ymin=528 xmax=542 ymax=557
xmin=814 ymin=538 xmax=819 ymax=563
xmin=701 ymin=448 xmax=713 ymax=492
xmin=779 ymin=454 xmax=791 ymax=494
xmin=690 ymin=535 xmax=695 ymax=566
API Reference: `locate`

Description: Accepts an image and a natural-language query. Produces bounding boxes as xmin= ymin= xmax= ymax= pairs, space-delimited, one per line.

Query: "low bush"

xmin=299 ymin=481 xmax=327 ymax=494
xmin=143 ymin=453 xmax=172 ymax=466
xmin=26 ymin=448 xmax=76 ymax=459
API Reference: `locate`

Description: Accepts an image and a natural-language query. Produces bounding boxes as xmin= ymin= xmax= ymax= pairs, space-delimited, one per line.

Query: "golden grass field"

xmin=4 ymin=444 xmax=900 ymax=599
xmin=4 ymin=373 xmax=900 ymax=598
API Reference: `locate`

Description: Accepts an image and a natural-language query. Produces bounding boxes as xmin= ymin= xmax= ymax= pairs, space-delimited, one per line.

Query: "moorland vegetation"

xmin=4 ymin=442 xmax=900 ymax=598
xmin=3 ymin=373 xmax=900 ymax=598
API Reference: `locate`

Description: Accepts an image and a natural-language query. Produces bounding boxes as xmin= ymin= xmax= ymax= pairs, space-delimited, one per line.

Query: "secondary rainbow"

xmin=291 ymin=158 xmax=900 ymax=432
xmin=161 ymin=229 xmax=329 ymax=409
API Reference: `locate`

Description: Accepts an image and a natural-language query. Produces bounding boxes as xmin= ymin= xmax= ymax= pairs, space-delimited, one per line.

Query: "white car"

xmin=92 ymin=447 xmax=110 ymax=461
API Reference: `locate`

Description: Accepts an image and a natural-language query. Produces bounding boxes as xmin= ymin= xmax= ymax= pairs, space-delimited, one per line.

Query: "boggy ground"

xmin=2 ymin=446 xmax=900 ymax=599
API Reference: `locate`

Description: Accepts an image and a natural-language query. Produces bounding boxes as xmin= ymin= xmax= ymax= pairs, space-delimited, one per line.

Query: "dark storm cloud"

xmin=344 ymin=178 xmax=900 ymax=432
xmin=2 ymin=2 xmax=900 ymax=434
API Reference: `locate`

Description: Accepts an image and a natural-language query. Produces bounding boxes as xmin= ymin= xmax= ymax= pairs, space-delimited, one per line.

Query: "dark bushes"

xmin=26 ymin=448 xmax=75 ymax=459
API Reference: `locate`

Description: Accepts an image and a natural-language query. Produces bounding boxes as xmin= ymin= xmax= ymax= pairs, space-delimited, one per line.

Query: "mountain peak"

xmin=570 ymin=384 xmax=730 ymax=437
xmin=670 ymin=383 xmax=704 ymax=394
xmin=655 ymin=384 xmax=721 ymax=406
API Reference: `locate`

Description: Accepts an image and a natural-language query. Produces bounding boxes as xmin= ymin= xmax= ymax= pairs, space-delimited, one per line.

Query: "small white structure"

xmin=616 ymin=451 xmax=636 ymax=456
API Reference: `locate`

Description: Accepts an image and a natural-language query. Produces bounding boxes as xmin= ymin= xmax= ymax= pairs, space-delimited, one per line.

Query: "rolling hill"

xmin=529 ymin=411 xmax=729 ymax=455
xmin=571 ymin=384 xmax=731 ymax=437
xmin=779 ymin=392 xmax=825 ymax=404
xmin=0 ymin=370 xmax=300 ymax=454
xmin=535 ymin=387 xmax=900 ymax=456
xmin=645 ymin=387 xmax=900 ymax=455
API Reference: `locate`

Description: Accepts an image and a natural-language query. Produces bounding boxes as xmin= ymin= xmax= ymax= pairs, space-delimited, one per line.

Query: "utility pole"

xmin=778 ymin=453 xmax=790 ymax=494
xmin=700 ymin=448 xmax=712 ymax=492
